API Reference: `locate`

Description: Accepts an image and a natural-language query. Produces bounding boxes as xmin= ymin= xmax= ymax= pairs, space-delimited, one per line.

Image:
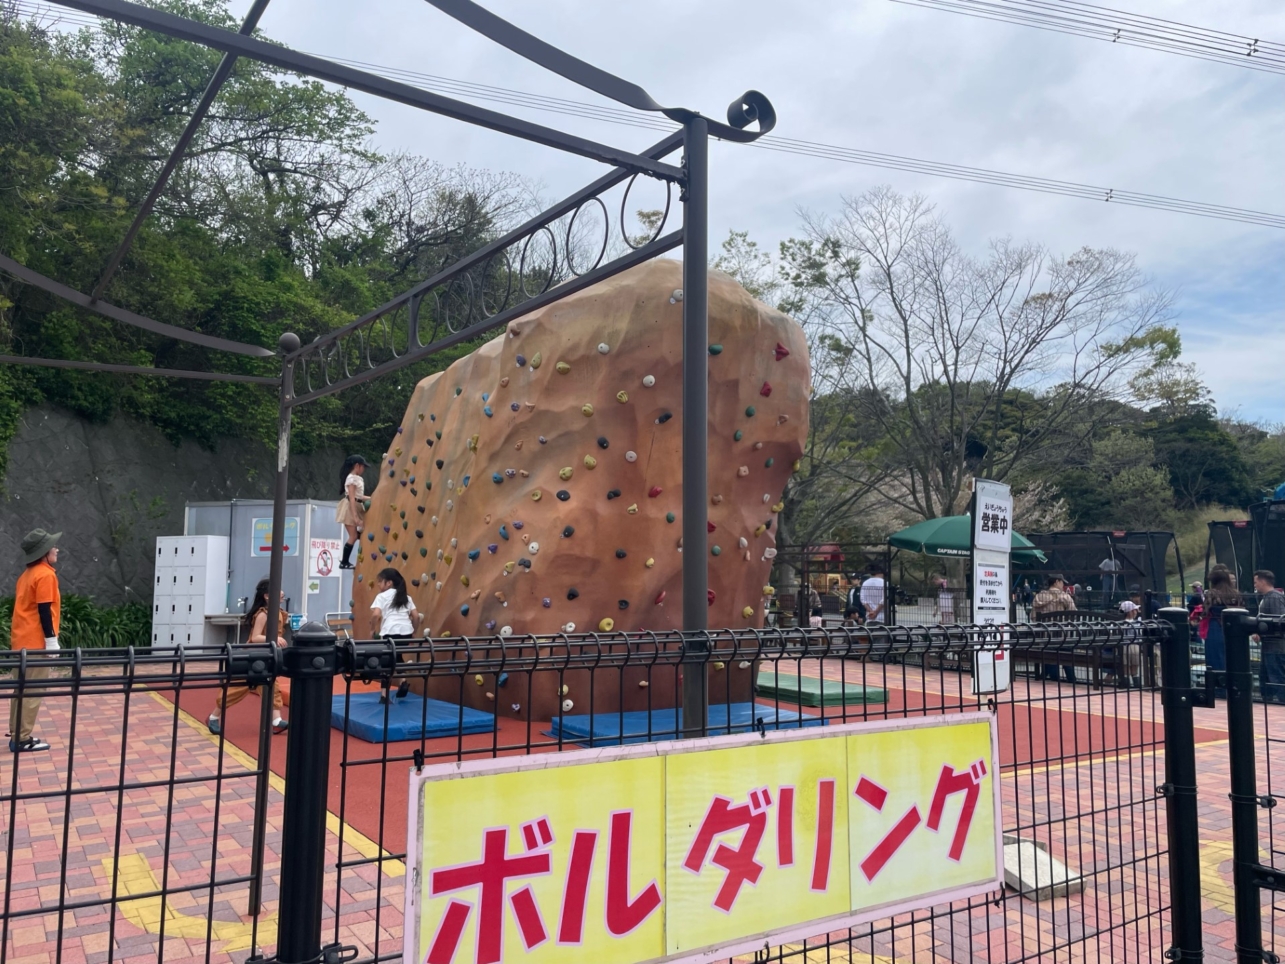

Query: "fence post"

xmin=276 ymin=621 xmax=339 ymax=964
xmin=1223 ymin=608 xmax=1267 ymax=964
xmin=1157 ymin=607 xmax=1204 ymax=961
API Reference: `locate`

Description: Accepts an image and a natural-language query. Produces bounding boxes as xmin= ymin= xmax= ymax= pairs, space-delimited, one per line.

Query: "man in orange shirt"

xmin=9 ymin=528 xmax=62 ymax=752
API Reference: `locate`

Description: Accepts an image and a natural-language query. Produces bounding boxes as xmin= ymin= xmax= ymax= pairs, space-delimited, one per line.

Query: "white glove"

xmin=45 ymin=636 xmax=60 ymax=651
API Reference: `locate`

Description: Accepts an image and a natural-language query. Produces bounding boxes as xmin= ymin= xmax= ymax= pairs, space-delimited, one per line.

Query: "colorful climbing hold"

xmin=598 ymin=343 xmax=610 ymax=354
xmin=626 ymin=503 xmax=638 ymax=514
xmin=711 ymin=545 xmax=722 ymax=556
xmin=492 ymin=472 xmax=503 ymax=483
xmin=562 ymin=526 xmax=574 ymax=538
xmin=581 ymin=403 xmax=594 ymax=417
xmin=656 ymin=412 xmax=672 ymax=424
xmin=567 ymin=587 xmax=579 ymax=600
xmin=557 ymin=490 xmax=570 ymax=501
xmin=584 ymin=455 xmax=597 ymax=469
xmin=745 ymin=405 xmax=756 ymax=417
xmin=666 ymin=512 xmax=676 ymax=523
xmin=530 ymin=352 xmax=542 ymax=369
xmin=654 ymin=591 xmax=667 ymax=604
xmin=642 ymin=374 xmax=655 ymax=387
xmin=616 ymin=391 xmax=628 ymax=403
xmin=615 ymin=548 xmax=627 ymax=559
xmin=556 ymin=361 xmax=571 ymax=374
xmin=499 ymin=525 xmax=509 ymax=540
xmin=734 ymin=430 xmax=743 ymax=442
xmin=765 ymin=457 xmax=775 ymax=468
xmin=649 ymin=486 xmax=663 ymax=498
xmin=625 ymin=451 xmax=637 ymax=462
xmin=559 ymin=466 xmax=574 ymax=481
xmin=645 ymin=557 xmax=655 ymax=568
xmin=760 ymin=382 xmax=772 ymax=397
xmin=516 ymin=354 xmax=526 ymax=367
xmin=708 ymin=344 xmax=723 ymax=355
xmin=607 ymin=489 xmax=621 ymax=500
xmin=531 ymin=490 xmax=542 ymax=502
xmin=461 ymin=604 xmax=470 ymax=615
xmin=774 ymin=342 xmax=790 ymax=361
xmin=617 ymin=600 xmax=629 ymax=610
xmin=737 ymin=466 xmax=749 ymax=477
xmin=542 ymin=597 xmax=552 ymax=608
xmin=707 ymin=589 xmax=716 ymax=606
xmin=598 ymin=618 xmax=615 ymax=632
xmin=707 ymin=521 xmax=717 ymax=533
xmin=597 ymin=436 xmax=609 ymax=449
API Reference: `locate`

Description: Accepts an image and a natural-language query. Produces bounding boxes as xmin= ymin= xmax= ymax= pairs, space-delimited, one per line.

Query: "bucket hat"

xmin=21 ymin=528 xmax=61 ymax=565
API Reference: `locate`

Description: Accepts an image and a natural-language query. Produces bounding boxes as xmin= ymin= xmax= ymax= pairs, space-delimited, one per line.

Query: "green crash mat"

xmin=755 ymin=671 xmax=887 ymax=707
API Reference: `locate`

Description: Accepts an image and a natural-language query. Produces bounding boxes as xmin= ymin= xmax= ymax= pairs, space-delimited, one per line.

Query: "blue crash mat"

xmin=547 ymin=702 xmax=825 ymax=747
xmin=331 ymin=692 xmax=495 ymax=743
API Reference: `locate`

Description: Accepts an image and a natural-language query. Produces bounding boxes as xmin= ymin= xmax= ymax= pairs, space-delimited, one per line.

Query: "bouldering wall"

xmin=351 ymin=260 xmax=809 ymax=718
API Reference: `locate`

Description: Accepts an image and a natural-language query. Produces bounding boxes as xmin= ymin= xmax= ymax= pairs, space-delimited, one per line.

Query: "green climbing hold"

xmin=435 ymin=430 xmax=442 ymax=439
xmin=765 ymin=457 xmax=775 ymax=468
xmin=745 ymin=406 xmax=756 ymax=417
xmin=411 ymin=455 xmax=418 ymax=463
xmin=454 ymin=386 xmax=462 ymax=395
xmin=709 ymin=344 xmax=723 ymax=355
xmin=734 ymin=430 xmax=743 ymax=441
xmin=711 ymin=545 xmax=722 ymax=556
xmin=666 ymin=512 xmax=676 ymax=523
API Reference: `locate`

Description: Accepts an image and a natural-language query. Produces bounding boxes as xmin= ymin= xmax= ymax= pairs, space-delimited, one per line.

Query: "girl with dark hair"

xmin=208 ymin=577 xmax=288 ymax=735
xmin=336 ymin=455 xmax=369 ymax=569
xmin=370 ymin=567 xmax=424 ymax=702
xmin=1202 ymin=565 xmax=1243 ymax=683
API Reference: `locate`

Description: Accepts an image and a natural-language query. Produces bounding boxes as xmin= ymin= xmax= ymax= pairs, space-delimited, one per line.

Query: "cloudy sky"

xmin=141 ymin=0 xmax=1285 ymax=420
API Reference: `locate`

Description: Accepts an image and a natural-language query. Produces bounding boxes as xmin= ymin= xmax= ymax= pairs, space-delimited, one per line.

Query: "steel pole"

xmin=1222 ymin=609 xmax=1265 ymax=963
xmin=680 ymin=116 xmax=709 ymax=738
xmin=1156 ymin=607 xmax=1204 ymax=961
xmin=275 ymin=623 xmax=337 ymax=963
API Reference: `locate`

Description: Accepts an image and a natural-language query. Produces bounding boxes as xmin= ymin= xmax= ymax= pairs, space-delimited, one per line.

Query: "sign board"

xmin=406 ymin=715 xmax=1000 ymax=964
xmin=972 ymin=560 xmax=1009 ymax=626
xmin=250 ymin=516 xmax=299 ymax=557
xmin=972 ymin=479 xmax=1013 ymax=553
xmin=308 ymin=538 xmax=342 ymax=578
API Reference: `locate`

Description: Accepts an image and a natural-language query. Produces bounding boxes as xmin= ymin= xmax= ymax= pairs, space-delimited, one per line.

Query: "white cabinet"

xmin=152 ymin=536 xmax=229 ymax=649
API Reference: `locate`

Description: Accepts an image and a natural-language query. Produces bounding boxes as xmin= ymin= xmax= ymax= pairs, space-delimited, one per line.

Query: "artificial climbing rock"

xmin=350 ymin=260 xmax=809 ymax=718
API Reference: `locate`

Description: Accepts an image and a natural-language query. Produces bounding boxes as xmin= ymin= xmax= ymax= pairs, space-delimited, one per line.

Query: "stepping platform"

xmin=548 ymin=702 xmax=825 ymax=747
xmin=331 ymin=692 xmax=495 ymax=743
xmin=755 ymin=671 xmax=888 ymax=707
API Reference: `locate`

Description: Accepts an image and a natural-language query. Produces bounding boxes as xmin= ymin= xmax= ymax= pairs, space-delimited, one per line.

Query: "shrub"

xmin=0 ymin=595 xmax=151 ymax=649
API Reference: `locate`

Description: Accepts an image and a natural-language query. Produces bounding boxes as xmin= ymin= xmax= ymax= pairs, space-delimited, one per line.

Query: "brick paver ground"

xmin=0 ymin=667 xmax=1280 ymax=963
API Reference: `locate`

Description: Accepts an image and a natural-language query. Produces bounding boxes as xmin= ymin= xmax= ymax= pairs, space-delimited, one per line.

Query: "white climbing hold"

xmin=738 ymin=537 xmax=748 ymax=549
xmin=500 ymin=625 xmax=512 ymax=636
xmin=563 ymin=622 xmax=576 ymax=633
xmin=669 ymin=288 xmax=684 ymax=303
xmin=763 ymin=548 xmax=778 ymax=560
xmin=642 ymin=374 xmax=655 ymax=387
xmin=625 ymin=451 xmax=637 ymax=462
xmin=450 ymin=537 xmax=458 ymax=548
xmin=562 ymin=699 xmax=574 ymax=712
xmin=763 ymin=494 xmax=771 ymax=503
xmin=597 ymin=342 xmax=610 ymax=354
xmin=435 ymin=581 xmax=443 ymax=591
xmin=560 ymin=684 xmax=569 ymax=696
xmin=529 ymin=542 xmax=540 ymax=554
xmin=739 ymin=660 xmax=752 ymax=669
xmin=446 ymin=500 xmax=454 ymax=511
xmin=431 ymin=515 xmax=439 ymax=526
xmin=436 ymin=549 xmax=444 ymax=560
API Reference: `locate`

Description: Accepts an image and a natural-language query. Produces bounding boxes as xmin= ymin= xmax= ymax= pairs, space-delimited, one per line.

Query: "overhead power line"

xmin=11 ymin=0 xmax=1285 ymax=230
xmin=888 ymin=0 xmax=1285 ymax=74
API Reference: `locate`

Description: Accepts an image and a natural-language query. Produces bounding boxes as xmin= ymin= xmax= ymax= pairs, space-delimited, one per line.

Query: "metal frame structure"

xmin=0 ymin=0 xmax=775 ymax=706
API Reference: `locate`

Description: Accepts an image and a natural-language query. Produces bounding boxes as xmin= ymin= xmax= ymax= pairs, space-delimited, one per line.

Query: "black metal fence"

xmin=0 ymin=619 xmax=1196 ymax=964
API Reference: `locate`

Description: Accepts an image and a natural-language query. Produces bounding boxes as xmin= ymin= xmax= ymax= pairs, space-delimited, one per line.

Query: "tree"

xmin=1058 ymin=430 xmax=1175 ymax=529
xmin=1148 ymin=409 xmax=1253 ymax=510
xmin=779 ymin=186 xmax=1177 ymax=521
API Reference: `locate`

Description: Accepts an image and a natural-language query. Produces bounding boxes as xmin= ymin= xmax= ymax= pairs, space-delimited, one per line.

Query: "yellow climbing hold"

xmin=474 ymin=675 xmax=484 ymax=686
xmin=503 ymin=561 xmax=516 ymax=574
xmin=584 ymin=455 xmax=598 ymax=469
xmin=581 ymin=403 xmax=594 ymax=417
xmin=531 ymin=490 xmax=543 ymax=502
xmin=530 ymin=352 xmax=542 ymax=369
xmin=762 ymin=586 xmax=776 ymax=595
xmin=645 ymin=557 xmax=655 ymax=568
xmin=792 ymin=459 xmax=802 ymax=471
xmin=771 ymin=501 xmax=785 ymax=513
xmin=443 ymin=554 xmax=452 ymax=565
xmin=627 ymin=503 xmax=638 ymax=514
xmin=616 ymin=391 xmax=628 ymax=403
xmin=742 ymin=606 xmax=755 ymax=619
xmin=468 ymin=434 xmax=479 ymax=451
xmin=713 ymin=661 xmax=726 ymax=671
xmin=460 ymin=575 xmax=469 ymax=587
xmin=559 ymin=466 xmax=574 ymax=481
xmin=598 ymin=617 xmax=615 ymax=632
xmin=394 ymin=447 xmax=402 ymax=456
xmin=556 ymin=361 xmax=571 ymax=374
xmin=754 ymin=524 xmax=767 ymax=536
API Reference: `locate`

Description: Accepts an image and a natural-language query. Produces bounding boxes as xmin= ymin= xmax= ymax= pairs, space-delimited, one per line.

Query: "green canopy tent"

xmin=888 ymin=515 xmax=1048 ymax=565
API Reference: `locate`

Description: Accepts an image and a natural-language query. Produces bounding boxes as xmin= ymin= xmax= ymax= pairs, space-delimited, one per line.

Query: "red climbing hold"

xmin=760 ymin=381 xmax=772 ymax=397
xmin=654 ymin=590 xmax=667 ymax=605
xmin=707 ymin=520 xmax=717 ymax=533
xmin=774 ymin=343 xmax=790 ymax=361
xmin=648 ymin=486 xmax=663 ymax=498
xmin=707 ymin=589 xmax=716 ymax=606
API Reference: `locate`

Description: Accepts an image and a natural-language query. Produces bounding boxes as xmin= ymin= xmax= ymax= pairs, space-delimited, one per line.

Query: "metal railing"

xmin=0 ymin=620 xmax=1184 ymax=963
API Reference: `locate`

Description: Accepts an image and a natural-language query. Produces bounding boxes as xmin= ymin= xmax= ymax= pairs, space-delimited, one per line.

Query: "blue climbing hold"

xmin=493 ymin=473 xmax=503 ymax=484
xmin=499 ymin=525 xmax=509 ymax=540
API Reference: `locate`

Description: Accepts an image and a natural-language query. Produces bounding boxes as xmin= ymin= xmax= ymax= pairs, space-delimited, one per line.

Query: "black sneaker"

xmin=396 ymin=679 xmax=411 ymax=700
xmin=10 ymin=737 xmax=50 ymax=753
xmin=339 ymin=562 xmax=354 ymax=569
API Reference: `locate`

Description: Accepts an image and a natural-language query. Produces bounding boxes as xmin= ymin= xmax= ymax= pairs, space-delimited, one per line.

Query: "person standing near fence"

xmin=1118 ymin=600 xmax=1144 ymax=688
xmin=1032 ymin=573 xmax=1077 ymax=682
xmin=8 ymin=529 xmax=62 ymax=752
xmin=937 ymin=577 xmax=955 ymax=624
xmin=1201 ymin=566 xmax=1241 ymax=691
xmin=208 ymin=578 xmax=288 ymax=735
xmin=861 ymin=564 xmax=887 ymax=625
xmin=336 ymin=454 xmax=369 ymax=569
xmin=1253 ymin=569 xmax=1285 ymax=703
xmin=843 ymin=575 xmax=866 ymax=626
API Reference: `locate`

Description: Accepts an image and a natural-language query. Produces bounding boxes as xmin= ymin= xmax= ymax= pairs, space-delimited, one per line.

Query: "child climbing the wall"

xmin=336 ymin=454 xmax=369 ymax=569
xmin=370 ymin=567 xmax=424 ymax=702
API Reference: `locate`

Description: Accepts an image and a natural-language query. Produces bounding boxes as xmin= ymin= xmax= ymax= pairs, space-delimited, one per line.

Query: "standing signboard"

xmin=971 ymin=478 xmax=1013 ymax=694
xmin=406 ymin=715 xmax=1001 ymax=964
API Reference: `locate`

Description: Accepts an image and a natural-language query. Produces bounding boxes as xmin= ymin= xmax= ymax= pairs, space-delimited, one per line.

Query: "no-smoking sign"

xmin=309 ymin=538 xmax=343 ymax=579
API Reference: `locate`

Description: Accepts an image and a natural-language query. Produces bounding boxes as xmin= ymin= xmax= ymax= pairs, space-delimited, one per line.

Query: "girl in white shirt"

xmin=371 ymin=567 xmax=424 ymax=701
xmin=336 ymin=454 xmax=369 ymax=569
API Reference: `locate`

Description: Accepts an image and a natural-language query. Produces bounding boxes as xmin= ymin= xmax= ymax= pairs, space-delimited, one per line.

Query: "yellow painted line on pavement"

xmin=148 ymin=691 xmax=406 ymax=876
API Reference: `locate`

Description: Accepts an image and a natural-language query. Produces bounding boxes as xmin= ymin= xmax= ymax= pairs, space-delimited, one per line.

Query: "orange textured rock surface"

xmin=350 ymin=260 xmax=808 ymax=715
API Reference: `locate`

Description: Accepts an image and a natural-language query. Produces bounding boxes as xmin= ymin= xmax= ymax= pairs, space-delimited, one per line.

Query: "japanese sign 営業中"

xmin=972 ymin=479 xmax=1013 ymax=553
xmin=406 ymin=714 xmax=1000 ymax=964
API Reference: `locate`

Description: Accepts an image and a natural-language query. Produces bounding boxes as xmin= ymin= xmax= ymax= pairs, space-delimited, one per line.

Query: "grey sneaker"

xmin=10 ymin=737 xmax=50 ymax=752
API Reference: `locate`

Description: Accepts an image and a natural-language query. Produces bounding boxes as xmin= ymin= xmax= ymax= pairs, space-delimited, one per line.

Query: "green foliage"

xmin=0 ymin=5 xmax=525 ymax=467
xmin=0 ymin=594 xmax=151 ymax=649
xmin=1148 ymin=409 xmax=1253 ymax=509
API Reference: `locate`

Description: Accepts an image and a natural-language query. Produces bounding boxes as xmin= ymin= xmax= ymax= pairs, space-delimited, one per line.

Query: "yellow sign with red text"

xmin=406 ymin=714 xmax=999 ymax=964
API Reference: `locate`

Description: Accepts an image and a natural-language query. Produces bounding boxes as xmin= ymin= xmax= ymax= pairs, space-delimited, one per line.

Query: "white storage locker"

xmin=151 ymin=535 xmax=230 ymax=649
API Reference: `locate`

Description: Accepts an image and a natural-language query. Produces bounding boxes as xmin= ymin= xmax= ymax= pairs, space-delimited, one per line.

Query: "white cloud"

xmin=250 ymin=0 xmax=1283 ymax=418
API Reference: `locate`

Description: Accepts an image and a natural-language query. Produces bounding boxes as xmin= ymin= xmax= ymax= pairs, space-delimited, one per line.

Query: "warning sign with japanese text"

xmin=406 ymin=714 xmax=1000 ymax=964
